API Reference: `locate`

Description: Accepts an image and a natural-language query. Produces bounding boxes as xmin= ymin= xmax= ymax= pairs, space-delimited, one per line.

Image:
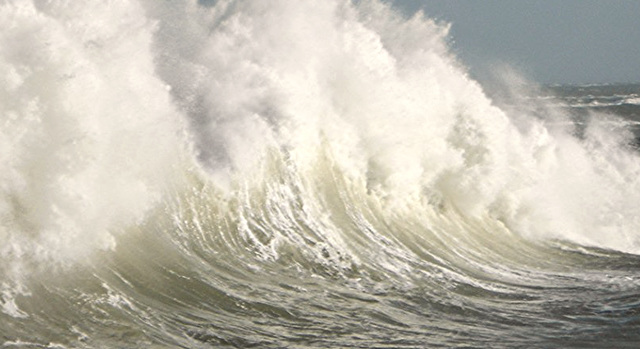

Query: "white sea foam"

xmin=146 ymin=0 xmax=640 ymax=253
xmin=0 ymin=1 xmax=188 ymax=273
xmin=2 ymin=1 xmax=640 ymax=346
xmin=626 ymin=96 xmax=640 ymax=105
xmin=1 ymin=0 xmax=640 ymax=282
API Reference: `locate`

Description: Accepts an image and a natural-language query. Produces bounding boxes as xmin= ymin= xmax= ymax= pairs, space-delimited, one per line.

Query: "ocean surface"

xmin=2 ymin=1 xmax=640 ymax=348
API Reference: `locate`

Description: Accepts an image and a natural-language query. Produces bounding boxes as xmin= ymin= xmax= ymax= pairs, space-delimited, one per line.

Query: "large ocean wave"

xmin=2 ymin=1 xmax=640 ymax=347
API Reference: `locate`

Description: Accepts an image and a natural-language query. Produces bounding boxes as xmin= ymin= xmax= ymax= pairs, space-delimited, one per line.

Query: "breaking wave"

xmin=2 ymin=1 xmax=639 ymax=347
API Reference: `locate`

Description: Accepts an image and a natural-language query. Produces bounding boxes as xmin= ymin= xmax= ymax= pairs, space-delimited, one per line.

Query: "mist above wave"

xmin=0 ymin=0 xmax=187 ymax=271
xmin=146 ymin=0 xmax=640 ymax=253
xmin=1 ymin=0 xmax=639 ymax=282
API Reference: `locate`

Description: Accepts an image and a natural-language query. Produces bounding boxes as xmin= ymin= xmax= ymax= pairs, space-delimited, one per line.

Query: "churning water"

xmin=2 ymin=1 xmax=640 ymax=347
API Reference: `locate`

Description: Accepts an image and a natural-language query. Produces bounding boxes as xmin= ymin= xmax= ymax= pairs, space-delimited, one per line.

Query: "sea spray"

xmin=144 ymin=0 xmax=640 ymax=252
xmin=0 ymin=0 xmax=188 ymax=273
xmin=1 ymin=0 xmax=640 ymax=347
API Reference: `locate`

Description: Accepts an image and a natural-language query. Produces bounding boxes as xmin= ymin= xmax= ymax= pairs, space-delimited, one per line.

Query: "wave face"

xmin=2 ymin=1 xmax=640 ymax=347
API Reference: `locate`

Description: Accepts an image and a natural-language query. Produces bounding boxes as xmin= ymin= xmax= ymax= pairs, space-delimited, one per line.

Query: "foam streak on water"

xmin=1 ymin=1 xmax=640 ymax=347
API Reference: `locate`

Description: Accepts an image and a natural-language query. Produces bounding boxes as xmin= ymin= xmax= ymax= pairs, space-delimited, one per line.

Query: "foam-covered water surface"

xmin=2 ymin=1 xmax=640 ymax=347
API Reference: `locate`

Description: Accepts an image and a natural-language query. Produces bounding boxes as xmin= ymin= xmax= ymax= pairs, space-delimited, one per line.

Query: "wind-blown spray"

xmin=1 ymin=0 xmax=639 ymax=347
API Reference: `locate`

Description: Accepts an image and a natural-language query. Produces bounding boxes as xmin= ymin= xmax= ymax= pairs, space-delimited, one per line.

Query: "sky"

xmin=391 ymin=0 xmax=640 ymax=84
